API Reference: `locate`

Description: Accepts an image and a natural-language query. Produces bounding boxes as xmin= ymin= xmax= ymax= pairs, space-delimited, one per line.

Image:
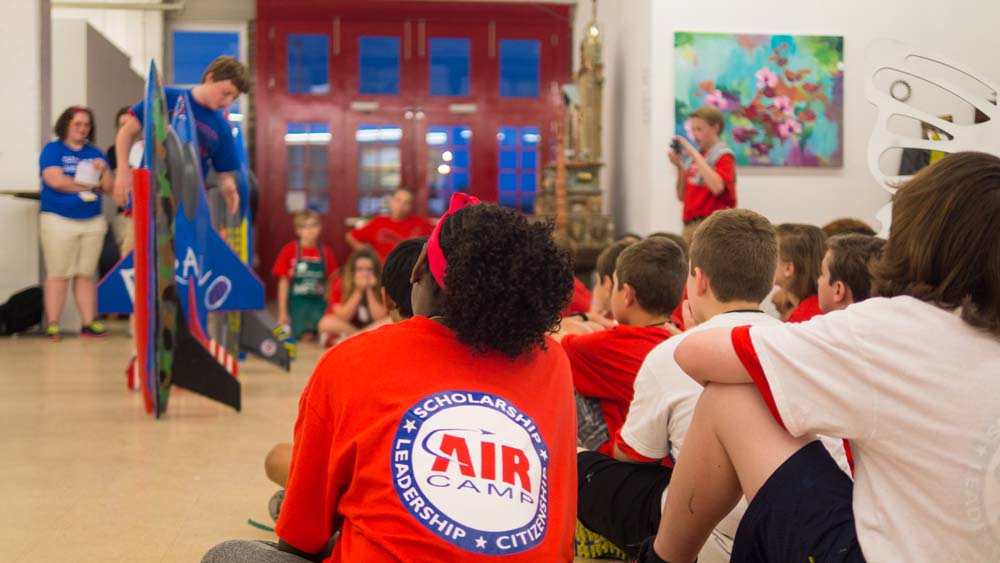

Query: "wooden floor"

xmin=0 ymin=321 xmax=609 ymax=562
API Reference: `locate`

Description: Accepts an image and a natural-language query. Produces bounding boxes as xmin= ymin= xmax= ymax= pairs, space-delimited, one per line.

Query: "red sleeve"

xmin=561 ymin=331 xmax=636 ymax=402
xmin=611 ymin=428 xmax=669 ymax=464
xmin=731 ymin=326 xmax=787 ymax=431
xmin=271 ymin=243 xmax=295 ymax=279
xmin=323 ymin=246 xmax=339 ymax=279
xmin=349 ymin=217 xmax=381 ymax=244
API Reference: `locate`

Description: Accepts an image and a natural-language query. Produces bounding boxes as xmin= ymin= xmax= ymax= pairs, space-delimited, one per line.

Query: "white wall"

xmin=0 ymin=0 xmax=50 ymax=192
xmin=596 ymin=0 xmax=1000 ymax=236
xmin=52 ymin=0 xmax=164 ymax=75
xmin=51 ymin=19 xmax=145 ymax=150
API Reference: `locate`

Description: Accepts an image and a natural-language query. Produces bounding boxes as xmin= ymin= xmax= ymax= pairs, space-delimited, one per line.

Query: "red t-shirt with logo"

xmin=350 ymin=215 xmax=435 ymax=260
xmin=560 ymin=325 xmax=672 ymax=455
xmin=271 ymin=242 xmax=338 ymax=280
xmin=682 ymin=153 xmax=736 ymax=224
xmin=786 ymin=294 xmax=824 ymax=323
xmin=276 ymin=316 xmax=577 ymax=562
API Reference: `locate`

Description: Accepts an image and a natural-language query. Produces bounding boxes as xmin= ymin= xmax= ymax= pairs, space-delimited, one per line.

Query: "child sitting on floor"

xmin=272 ymin=210 xmax=337 ymax=341
xmin=641 ymin=151 xmax=1000 ymax=563
xmin=317 ymin=248 xmax=389 ymax=344
xmin=557 ymin=237 xmax=686 ymax=454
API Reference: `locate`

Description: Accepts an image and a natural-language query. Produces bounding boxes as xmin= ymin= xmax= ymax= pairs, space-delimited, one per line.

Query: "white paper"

xmin=128 ymin=141 xmax=144 ymax=168
xmin=74 ymin=159 xmax=101 ymax=187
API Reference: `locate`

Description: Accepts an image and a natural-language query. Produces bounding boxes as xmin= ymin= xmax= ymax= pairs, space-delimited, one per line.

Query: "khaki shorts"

xmin=40 ymin=212 xmax=108 ymax=279
xmin=111 ymin=213 xmax=134 ymax=255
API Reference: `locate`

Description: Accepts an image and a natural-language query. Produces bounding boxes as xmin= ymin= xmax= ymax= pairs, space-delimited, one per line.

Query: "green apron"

xmin=288 ymin=243 xmax=328 ymax=339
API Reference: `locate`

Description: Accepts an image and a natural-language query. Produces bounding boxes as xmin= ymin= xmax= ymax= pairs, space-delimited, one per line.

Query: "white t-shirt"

xmin=739 ymin=296 xmax=1000 ymax=561
xmin=620 ymin=311 xmax=781 ymax=563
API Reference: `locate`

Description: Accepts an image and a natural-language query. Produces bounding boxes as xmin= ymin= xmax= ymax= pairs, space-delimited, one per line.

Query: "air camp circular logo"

xmin=391 ymin=390 xmax=550 ymax=555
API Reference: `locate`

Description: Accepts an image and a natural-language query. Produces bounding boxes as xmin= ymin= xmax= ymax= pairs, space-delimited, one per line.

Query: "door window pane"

xmin=429 ymin=38 xmax=470 ymax=97
xmin=173 ymin=31 xmax=240 ymax=85
xmin=426 ymin=125 xmax=472 ymax=215
xmin=357 ymin=124 xmax=402 ymax=215
xmin=499 ymin=39 xmax=540 ymax=98
xmin=285 ymin=122 xmax=330 ymax=212
xmin=359 ymin=36 xmax=400 ymax=95
xmin=496 ymin=126 xmax=540 ymax=213
xmin=287 ymin=34 xmax=330 ymax=94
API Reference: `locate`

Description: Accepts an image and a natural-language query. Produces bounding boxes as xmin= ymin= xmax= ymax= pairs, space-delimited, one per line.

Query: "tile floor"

xmin=0 ymin=323 xmax=610 ymax=562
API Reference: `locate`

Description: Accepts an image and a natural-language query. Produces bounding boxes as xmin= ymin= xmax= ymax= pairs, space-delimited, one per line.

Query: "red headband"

xmin=427 ymin=192 xmax=481 ymax=291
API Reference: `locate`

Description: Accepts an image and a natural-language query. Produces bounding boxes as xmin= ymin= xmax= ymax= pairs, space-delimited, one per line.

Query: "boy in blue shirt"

xmin=112 ymin=56 xmax=249 ymax=215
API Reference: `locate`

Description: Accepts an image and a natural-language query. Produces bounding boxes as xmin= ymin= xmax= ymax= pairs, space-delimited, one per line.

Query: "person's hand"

xmin=586 ymin=310 xmax=617 ymax=329
xmin=681 ymin=299 xmax=697 ymax=330
xmin=219 ymin=176 xmax=241 ymax=216
xmin=91 ymin=159 xmax=107 ymax=174
xmin=354 ymin=271 xmax=373 ymax=291
xmin=667 ymin=147 xmax=683 ymax=168
xmin=113 ymin=169 xmax=131 ymax=207
xmin=676 ymin=135 xmax=699 ymax=158
xmin=277 ymin=312 xmax=289 ymax=327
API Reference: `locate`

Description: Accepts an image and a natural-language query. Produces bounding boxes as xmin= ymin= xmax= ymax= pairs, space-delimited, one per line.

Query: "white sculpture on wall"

xmin=866 ymin=39 xmax=1000 ymax=235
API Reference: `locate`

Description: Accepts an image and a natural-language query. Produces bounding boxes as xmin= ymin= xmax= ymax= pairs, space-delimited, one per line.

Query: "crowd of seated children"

xmin=576 ymin=209 xmax=850 ymax=562
xmin=635 ymin=151 xmax=1000 ymax=563
xmin=317 ymin=248 xmax=388 ymax=345
xmin=207 ymin=194 xmax=579 ymax=562
xmin=557 ymin=238 xmax=686 ymax=455
xmin=773 ymin=223 xmax=826 ymax=323
xmin=272 ymin=210 xmax=338 ymax=341
xmin=818 ymin=233 xmax=886 ymax=314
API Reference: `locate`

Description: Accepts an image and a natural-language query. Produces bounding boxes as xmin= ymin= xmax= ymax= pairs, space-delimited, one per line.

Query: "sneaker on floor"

xmin=45 ymin=323 xmax=61 ymax=340
xmin=81 ymin=321 xmax=107 ymax=338
xmin=268 ymin=489 xmax=285 ymax=522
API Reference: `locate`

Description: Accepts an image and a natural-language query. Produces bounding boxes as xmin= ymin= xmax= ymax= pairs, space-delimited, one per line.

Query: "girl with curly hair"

xmin=205 ymin=194 xmax=578 ymax=562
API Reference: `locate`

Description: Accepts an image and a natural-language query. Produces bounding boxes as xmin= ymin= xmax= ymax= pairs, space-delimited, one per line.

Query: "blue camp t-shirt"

xmin=130 ymin=86 xmax=239 ymax=178
xmin=38 ymin=140 xmax=108 ymax=220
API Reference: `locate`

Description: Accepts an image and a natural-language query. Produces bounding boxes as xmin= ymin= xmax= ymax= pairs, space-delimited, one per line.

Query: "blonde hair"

xmin=293 ymin=210 xmax=320 ymax=229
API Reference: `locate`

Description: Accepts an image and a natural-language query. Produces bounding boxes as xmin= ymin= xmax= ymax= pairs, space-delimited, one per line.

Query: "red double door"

xmin=255 ymin=2 xmax=571 ymax=293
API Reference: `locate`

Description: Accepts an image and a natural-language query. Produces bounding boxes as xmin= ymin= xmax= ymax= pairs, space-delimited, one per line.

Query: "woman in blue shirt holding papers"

xmin=38 ymin=105 xmax=113 ymax=339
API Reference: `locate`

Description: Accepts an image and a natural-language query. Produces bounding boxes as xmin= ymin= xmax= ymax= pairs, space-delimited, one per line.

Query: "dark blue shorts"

xmin=731 ymin=440 xmax=866 ymax=563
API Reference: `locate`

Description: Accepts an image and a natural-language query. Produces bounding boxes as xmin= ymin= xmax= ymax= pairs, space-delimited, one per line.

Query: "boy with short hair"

xmin=113 ymin=56 xmax=250 ymax=216
xmin=272 ymin=210 xmax=337 ymax=340
xmin=818 ymin=233 xmax=886 ymax=313
xmin=577 ymin=209 xmax=847 ymax=562
xmin=558 ymin=238 xmax=686 ymax=455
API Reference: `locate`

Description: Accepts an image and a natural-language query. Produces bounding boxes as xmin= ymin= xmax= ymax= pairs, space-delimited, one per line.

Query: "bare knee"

xmin=265 ymin=443 xmax=293 ymax=487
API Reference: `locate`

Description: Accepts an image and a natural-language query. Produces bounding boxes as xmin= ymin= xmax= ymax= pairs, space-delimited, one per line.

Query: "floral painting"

xmin=674 ymin=32 xmax=844 ymax=167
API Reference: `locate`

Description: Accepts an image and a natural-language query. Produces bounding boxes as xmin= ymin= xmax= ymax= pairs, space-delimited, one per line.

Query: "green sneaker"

xmin=81 ymin=321 xmax=107 ymax=338
xmin=45 ymin=323 xmax=61 ymax=340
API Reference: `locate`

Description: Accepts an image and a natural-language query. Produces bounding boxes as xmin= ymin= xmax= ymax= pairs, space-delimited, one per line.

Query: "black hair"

xmin=382 ymin=237 xmax=426 ymax=318
xmin=53 ymin=105 xmax=96 ymax=144
xmin=437 ymin=204 xmax=573 ymax=359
